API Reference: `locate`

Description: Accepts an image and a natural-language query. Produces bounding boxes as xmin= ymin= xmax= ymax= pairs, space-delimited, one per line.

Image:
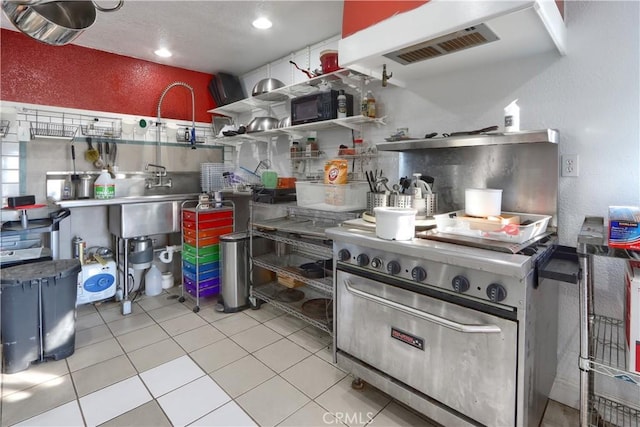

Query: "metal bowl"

xmin=252 ymin=78 xmax=288 ymax=101
xmin=278 ymin=116 xmax=291 ymax=128
xmin=246 ymin=117 xmax=279 ymax=133
xmin=252 ymin=78 xmax=285 ymax=96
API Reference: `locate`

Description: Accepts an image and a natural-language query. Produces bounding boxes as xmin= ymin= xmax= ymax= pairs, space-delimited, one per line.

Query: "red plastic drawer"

xmin=183 ymin=208 xmax=233 ymax=222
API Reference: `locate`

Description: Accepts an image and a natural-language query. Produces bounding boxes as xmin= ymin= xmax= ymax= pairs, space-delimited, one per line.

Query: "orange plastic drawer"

xmin=183 ymin=226 xmax=233 ymax=247
xmin=183 ymin=227 xmax=229 ymax=239
xmin=183 ymin=208 xmax=233 ymax=222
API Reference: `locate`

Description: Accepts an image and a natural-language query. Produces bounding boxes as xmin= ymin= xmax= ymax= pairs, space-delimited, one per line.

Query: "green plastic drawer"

xmin=183 ymin=251 xmax=220 ymax=265
xmin=183 ymin=243 xmax=219 ymax=256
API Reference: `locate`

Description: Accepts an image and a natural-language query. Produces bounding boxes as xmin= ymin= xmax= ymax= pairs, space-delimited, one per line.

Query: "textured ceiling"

xmin=1 ymin=0 xmax=344 ymax=75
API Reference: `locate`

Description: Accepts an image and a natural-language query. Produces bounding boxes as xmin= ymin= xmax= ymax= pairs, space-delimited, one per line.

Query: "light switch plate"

xmin=561 ymin=154 xmax=579 ymax=177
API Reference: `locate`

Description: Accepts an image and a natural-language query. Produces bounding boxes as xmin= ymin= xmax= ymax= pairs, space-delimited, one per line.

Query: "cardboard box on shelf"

xmin=625 ymin=260 xmax=640 ymax=373
xmin=609 ymin=206 xmax=640 ymax=250
xmin=277 ymin=268 xmax=305 ymax=289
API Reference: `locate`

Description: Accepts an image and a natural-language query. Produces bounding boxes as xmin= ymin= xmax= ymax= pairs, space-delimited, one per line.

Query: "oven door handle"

xmin=344 ymin=280 xmax=502 ymax=334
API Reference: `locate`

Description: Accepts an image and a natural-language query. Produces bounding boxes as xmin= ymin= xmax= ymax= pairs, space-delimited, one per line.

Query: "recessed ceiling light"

xmin=252 ymin=17 xmax=272 ymax=29
xmin=154 ymin=48 xmax=172 ymax=58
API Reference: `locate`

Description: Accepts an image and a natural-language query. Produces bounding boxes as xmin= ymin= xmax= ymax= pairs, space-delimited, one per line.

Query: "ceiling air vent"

xmin=384 ymin=23 xmax=499 ymax=66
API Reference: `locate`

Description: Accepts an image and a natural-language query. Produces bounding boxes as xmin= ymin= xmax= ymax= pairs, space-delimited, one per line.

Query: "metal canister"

xmin=72 ymin=236 xmax=86 ymax=265
xmin=77 ymin=174 xmax=93 ymax=199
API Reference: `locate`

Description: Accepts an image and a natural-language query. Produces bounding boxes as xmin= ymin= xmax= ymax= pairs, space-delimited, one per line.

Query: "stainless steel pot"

xmin=2 ymin=0 xmax=123 ymax=46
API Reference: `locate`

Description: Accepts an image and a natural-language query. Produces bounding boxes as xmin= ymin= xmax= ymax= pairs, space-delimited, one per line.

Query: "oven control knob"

xmin=371 ymin=257 xmax=383 ymax=269
xmin=356 ymin=254 xmax=370 ymax=267
xmin=387 ymin=261 xmax=401 ymax=275
xmin=452 ymin=275 xmax=470 ymax=293
xmin=338 ymin=249 xmax=351 ymax=262
xmin=411 ymin=267 xmax=427 ymax=282
xmin=487 ymin=283 xmax=507 ymax=302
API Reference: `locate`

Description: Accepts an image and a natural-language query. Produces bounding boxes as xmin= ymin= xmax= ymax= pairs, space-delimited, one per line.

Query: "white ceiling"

xmin=1 ymin=0 xmax=344 ymax=75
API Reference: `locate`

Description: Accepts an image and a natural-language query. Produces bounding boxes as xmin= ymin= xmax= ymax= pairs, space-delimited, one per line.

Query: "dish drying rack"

xmin=80 ymin=123 xmax=122 ymax=138
xmin=30 ymin=121 xmax=78 ymax=140
xmin=223 ymin=169 xmax=261 ymax=190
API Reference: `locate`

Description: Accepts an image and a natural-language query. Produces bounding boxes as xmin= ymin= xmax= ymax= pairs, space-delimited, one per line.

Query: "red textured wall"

xmin=342 ymin=1 xmax=427 ymax=38
xmin=0 ymin=29 xmax=216 ymax=122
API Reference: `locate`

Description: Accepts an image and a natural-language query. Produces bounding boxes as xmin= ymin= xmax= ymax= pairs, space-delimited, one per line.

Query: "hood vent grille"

xmin=384 ymin=23 xmax=499 ymax=65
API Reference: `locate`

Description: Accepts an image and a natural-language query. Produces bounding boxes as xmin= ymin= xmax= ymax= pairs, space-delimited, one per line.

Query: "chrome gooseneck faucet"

xmin=145 ymin=163 xmax=172 ymax=188
xmin=156 ymin=81 xmax=196 ymax=166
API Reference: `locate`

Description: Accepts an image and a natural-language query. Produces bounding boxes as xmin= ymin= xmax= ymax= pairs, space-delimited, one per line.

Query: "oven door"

xmin=336 ymin=268 xmax=518 ymax=426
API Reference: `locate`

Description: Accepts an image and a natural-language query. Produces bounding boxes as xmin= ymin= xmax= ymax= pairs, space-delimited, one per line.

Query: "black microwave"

xmin=291 ymin=90 xmax=354 ymax=126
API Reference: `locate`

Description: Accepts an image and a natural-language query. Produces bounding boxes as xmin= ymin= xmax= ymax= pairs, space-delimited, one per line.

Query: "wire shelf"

xmin=30 ymin=122 xmax=78 ymax=140
xmin=0 ymin=120 xmax=9 ymax=137
xmin=251 ymin=281 xmax=333 ymax=334
xmin=589 ymin=395 xmax=640 ymax=427
xmin=253 ymin=252 xmax=333 ymax=294
xmin=590 ymin=315 xmax=640 ymax=384
xmin=80 ymin=124 xmax=121 ymax=138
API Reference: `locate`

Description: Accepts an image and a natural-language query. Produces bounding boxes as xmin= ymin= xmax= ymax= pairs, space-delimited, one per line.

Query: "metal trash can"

xmin=1 ymin=259 xmax=81 ymax=374
xmin=218 ymin=232 xmax=250 ymax=313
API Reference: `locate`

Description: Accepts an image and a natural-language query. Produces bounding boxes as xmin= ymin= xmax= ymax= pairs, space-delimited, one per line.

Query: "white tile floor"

xmin=1 ymin=287 xmax=579 ymax=427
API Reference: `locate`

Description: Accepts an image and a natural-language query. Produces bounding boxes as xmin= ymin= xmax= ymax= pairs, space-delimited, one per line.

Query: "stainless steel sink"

xmin=108 ymin=195 xmax=198 ymax=238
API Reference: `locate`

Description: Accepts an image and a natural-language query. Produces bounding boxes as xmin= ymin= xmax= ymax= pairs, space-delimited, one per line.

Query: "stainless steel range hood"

xmin=338 ymin=0 xmax=566 ymax=86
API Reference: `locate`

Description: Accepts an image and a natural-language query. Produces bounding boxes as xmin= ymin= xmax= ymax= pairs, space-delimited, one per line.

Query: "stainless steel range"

xmin=328 ymin=130 xmax=563 ymax=427
xmin=328 ymin=227 xmax=559 ymax=426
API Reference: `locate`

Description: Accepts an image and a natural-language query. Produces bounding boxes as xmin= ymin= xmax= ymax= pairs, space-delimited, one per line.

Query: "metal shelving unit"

xmin=248 ymin=203 xmax=359 ymax=334
xmin=209 ymin=116 xmax=384 ymax=146
xmin=577 ymin=216 xmax=640 ymax=427
xmin=207 ymin=68 xmax=385 ymax=146
xmin=208 ymin=69 xmax=372 ymax=117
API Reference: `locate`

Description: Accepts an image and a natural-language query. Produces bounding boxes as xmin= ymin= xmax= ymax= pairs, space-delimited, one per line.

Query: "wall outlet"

xmin=561 ymin=154 xmax=579 ymax=177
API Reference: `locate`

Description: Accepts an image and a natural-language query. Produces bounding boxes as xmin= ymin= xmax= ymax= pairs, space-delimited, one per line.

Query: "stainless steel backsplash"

xmin=398 ymin=143 xmax=558 ymax=225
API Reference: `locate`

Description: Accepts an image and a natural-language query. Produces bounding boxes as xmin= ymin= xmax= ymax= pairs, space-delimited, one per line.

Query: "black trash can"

xmin=1 ymin=259 xmax=81 ymax=374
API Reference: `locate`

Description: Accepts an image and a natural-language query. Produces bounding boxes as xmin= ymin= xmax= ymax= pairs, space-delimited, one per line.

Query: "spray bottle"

xmin=504 ymin=100 xmax=520 ymax=132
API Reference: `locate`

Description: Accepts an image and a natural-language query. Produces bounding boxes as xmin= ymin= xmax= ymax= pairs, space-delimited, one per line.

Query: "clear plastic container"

xmin=94 ymin=169 xmax=114 ymax=199
xmin=144 ymin=264 xmax=162 ymax=296
xmin=296 ymin=181 xmax=369 ymax=211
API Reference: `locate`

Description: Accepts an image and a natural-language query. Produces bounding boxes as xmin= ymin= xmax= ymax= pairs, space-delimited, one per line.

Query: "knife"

xmin=444 ymin=125 xmax=499 ymax=137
